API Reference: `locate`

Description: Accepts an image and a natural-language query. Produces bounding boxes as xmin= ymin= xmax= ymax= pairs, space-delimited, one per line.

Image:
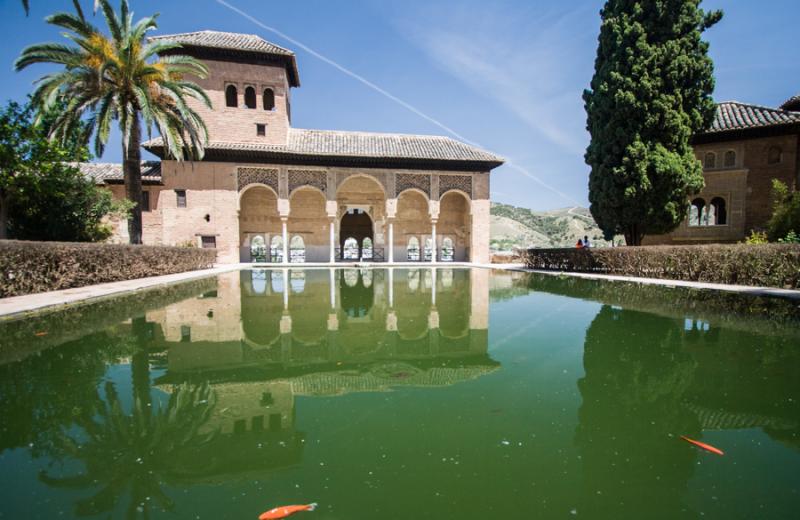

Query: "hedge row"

xmin=0 ymin=240 xmax=217 ymax=297
xmin=522 ymin=244 xmax=800 ymax=289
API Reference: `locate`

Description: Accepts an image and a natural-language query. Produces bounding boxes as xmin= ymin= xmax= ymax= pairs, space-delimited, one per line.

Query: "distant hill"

xmin=490 ymin=202 xmax=617 ymax=250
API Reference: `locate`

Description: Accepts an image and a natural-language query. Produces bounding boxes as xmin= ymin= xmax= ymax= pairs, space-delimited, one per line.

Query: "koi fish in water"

xmin=259 ymin=503 xmax=317 ymax=520
xmin=681 ymin=436 xmax=724 ymax=455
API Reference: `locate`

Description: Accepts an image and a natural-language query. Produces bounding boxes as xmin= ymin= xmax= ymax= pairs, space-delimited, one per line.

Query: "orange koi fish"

xmin=681 ymin=435 xmax=724 ymax=456
xmin=259 ymin=503 xmax=317 ymax=520
xmin=34 ymin=331 xmax=48 ymax=337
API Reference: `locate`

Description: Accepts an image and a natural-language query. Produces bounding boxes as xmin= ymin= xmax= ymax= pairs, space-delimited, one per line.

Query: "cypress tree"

xmin=584 ymin=0 xmax=722 ymax=245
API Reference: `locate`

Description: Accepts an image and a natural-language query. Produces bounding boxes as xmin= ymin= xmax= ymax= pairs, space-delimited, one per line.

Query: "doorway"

xmin=339 ymin=209 xmax=373 ymax=260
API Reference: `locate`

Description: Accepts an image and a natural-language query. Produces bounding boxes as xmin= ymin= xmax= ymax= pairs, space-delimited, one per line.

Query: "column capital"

xmin=326 ymin=200 xmax=338 ymax=218
xmin=386 ymin=311 xmax=398 ymax=332
xmin=428 ymin=200 xmax=440 ymax=220
xmin=277 ymin=198 xmax=291 ymax=218
xmin=428 ymin=310 xmax=440 ymax=329
xmin=327 ymin=313 xmax=339 ymax=331
xmin=280 ymin=314 xmax=292 ymax=334
xmin=385 ymin=198 xmax=398 ymax=219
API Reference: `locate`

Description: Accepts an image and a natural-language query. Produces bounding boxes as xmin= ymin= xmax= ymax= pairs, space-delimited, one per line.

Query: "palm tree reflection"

xmin=39 ymin=381 xmax=217 ymax=518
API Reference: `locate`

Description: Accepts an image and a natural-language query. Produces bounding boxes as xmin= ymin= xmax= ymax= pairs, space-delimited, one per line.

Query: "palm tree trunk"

xmin=131 ymin=316 xmax=152 ymax=415
xmin=123 ymin=117 xmax=143 ymax=245
xmin=0 ymin=191 xmax=9 ymax=240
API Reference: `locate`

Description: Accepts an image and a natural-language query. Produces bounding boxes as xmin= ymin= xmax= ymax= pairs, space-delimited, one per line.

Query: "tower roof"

xmin=149 ymin=30 xmax=300 ymax=87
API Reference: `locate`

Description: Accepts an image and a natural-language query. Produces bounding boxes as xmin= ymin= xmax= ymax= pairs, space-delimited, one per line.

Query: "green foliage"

xmin=744 ymin=230 xmax=768 ymax=245
xmin=523 ymin=244 xmax=800 ymax=289
xmin=767 ymin=179 xmax=800 ymax=242
xmin=584 ymin=0 xmax=722 ymax=245
xmin=0 ymin=99 xmax=117 ymax=241
xmin=778 ymin=231 xmax=800 ymax=244
xmin=0 ymin=241 xmax=217 ymax=297
xmin=15 ymin=0 xmax=211 ymax=244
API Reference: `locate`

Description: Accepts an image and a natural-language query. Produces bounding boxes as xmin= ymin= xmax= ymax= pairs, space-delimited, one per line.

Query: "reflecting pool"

xmin=0 ymin=268 xmax=799 ymax=519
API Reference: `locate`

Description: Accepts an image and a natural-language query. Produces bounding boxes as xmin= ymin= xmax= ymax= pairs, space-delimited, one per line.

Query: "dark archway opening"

xmin=339 ymin=209 xmax=373 ymax=260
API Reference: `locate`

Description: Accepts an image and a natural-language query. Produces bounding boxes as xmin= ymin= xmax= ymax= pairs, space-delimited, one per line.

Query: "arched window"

xmin=343 ymin=269 xmax=359 ymax=287
xmin=704 ymin=152 xmax=716 ymax=169
xmin=270 ymin=270 xmax=284 ymax=292
xmin=441 ymin=237 xmax=455 ymax=261
xmin=362 ymin=237 xmax=373 ymax=260
xmin=361 ymin=269 xmax=373 ymax=288
xmin=244 ymin=86 xmax=257 ymax=109
xmin=724 ymin=150 xmax=736 ymax=168
xmin=768 ymin=146 xmax=782 ymax=164
xmin=263 ymin=88 xmax=275 ymax=111
xmin=343 ymin=237 xmax=359 ymax=260
xmin=250 ymin=235 xmax=267 ymax=262
xmin=225 ymin=85 xmax=238 ymax=107
xmin=423 ymin=237 xmax=434 ymax=262
xmin=407 ymin=236 xmax=420 ymax=261
xmin=710 ymin=197 xmax=727 ymax=225
xmin=270 ymin=235 xmax=284 ymax=263
xmin=289 ymin=235 xmax=305 ymax=263
xmin=689 ymin=198 xmax=705 ymax=226
xmin=251 ymin=269 xmax=267 ymax=294
xmin=407 ymin=269 xmax=420 ymax=291
xmin=290 ymin=270 xmax=305 ymax=293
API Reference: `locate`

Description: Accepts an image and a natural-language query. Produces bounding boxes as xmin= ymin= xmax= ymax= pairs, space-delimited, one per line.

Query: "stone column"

xmin=326 ymin=201 xmax=338 ymax=264
xmin=431 ymin=267 xmax=437 ymax=306
xmin=385 ymin=199 xmax=397 ymax=263
xmin=388 ymin=267 xmax=394 ymax=308
xmin=278 ymin=198 xmax=290 ymax=264
xmin=431 ymin=221 xmax=438 ymax=263
xmin=281 ymin=219 xmax=289 ymax=263
xmin=282 ymin=268 xmax=289 ymax=309
xmin=428 ymin=199 xmax=440 ymax=264
xmin=329 ymin=267 xmax=336 ymax=309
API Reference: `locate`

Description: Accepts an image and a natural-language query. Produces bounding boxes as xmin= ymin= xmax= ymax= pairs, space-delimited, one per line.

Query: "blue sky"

xmin=1 ymin=0 xmax=798 ymax=210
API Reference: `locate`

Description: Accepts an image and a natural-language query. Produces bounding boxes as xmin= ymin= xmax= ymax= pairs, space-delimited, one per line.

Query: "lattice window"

xmin=238 ymin=167 xmax=279 ymax=193
xmin=288 ymin=169 xmax=327 ymax=194
xmin=439 ymin=175 xmax=472 ymax=198
xmin=396 ymin=173 xmax=431 ymax=197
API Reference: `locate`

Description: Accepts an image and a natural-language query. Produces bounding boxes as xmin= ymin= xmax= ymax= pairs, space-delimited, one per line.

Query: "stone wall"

xmin=644 ymin=132 xmax=799 ymax=245
xmin=187 ymin=58 xmax=291 ymax=145
xmin=104 ymin=162 xmax=491 ymax=263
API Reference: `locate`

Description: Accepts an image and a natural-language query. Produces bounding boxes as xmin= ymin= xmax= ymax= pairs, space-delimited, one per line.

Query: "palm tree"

xmin=16 ymin=0 xmax=211 ymax=244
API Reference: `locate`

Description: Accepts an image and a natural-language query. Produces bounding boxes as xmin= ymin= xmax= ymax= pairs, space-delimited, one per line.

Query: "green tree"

xmin=16 ymin=0 xmax=211 ymax=244
xmin=584 ymin=0 xmax=722 ymax=245
xmin=767 ymin=179 xmax=800 ymax=242
xmin=0 ymin=99 xmax=128 ymax=241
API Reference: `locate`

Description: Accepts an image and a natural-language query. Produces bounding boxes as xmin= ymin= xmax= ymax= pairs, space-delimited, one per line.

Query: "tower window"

xmin=768 ymin=146 xmax=782 ymax=164
xmin=175 ymin=189 xmax=187 ymax=208
xmin=256 ymin=123 xmax=266 ymax=136
xmin=263 ymin=88 xmax=275 ymax=111
xmin=244 ymin=86 xmax=256 ymax=109
xmin=704 ymin=152 xmax=716 ymax=169
xmin=225 ymin=85 xmax=238 ymax=107
xmin=723 ymin=150 xmax=736 ymax=168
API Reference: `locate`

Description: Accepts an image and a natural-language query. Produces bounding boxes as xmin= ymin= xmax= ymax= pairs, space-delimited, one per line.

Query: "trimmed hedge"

xmin=523 ymin=244 xmax=800 ymax=289
xmin=1 ymin=240 xmax=217 ymax=297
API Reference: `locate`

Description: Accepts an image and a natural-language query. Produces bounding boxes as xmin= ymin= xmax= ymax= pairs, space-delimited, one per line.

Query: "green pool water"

xmin=0 ymin=268 xmax=799 ymax=519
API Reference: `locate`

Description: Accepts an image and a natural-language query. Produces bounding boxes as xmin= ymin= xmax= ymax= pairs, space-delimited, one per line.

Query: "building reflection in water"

xmin=574 ymin=304 xmax=800 ymax=518
xmin=147 ymin=268 xmax=495 ymax=477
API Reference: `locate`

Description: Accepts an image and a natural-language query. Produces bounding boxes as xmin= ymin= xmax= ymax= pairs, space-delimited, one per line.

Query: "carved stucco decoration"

xmin=439 ymin=174 xmax=473 ymax=198
xmin=238 ymin=167 xmax=279 ymax=193
xmin=288 ymin=169 xmax=328 ymax=195
xmin=396 ymin=173 xmax=431 ymax=198
xmin=336 ymin=171 xmax=388 ymax=194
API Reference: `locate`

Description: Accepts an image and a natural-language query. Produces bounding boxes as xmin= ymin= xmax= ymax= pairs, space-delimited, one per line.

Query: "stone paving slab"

xmin=514 ymin=268 xmax=800 ymax=301
xmin=0 ymin=265 xmax=240 ymax=320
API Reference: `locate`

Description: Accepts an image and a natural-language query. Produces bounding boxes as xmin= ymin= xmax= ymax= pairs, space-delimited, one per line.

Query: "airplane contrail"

xmin=213 ymin=0 xmax=581 ymax=206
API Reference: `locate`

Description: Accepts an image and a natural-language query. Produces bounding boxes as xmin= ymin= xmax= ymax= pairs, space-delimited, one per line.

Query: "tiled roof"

xmin=706 ymin=101 xmax=800 ymax=134
xmin=76 ymin=161 xmax=162 ymax=184
xmin=780 ymin=93 xmax=800 ymax=112
xmin=148 ymin=30 xmax=300 ymax=87
xmin=148 ymin=30 xmax=294 ymax=57
xmin=143 ymin=128 xmax=504 ymax=166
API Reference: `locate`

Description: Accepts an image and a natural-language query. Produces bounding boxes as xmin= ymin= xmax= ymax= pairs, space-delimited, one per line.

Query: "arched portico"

xmin=336 ymin=175 xmax=386 ymax=261
xmin=239 ymin=185 xmax=282 ymax=262
xmin=439 ymin=190 xmax=472 ymax=262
